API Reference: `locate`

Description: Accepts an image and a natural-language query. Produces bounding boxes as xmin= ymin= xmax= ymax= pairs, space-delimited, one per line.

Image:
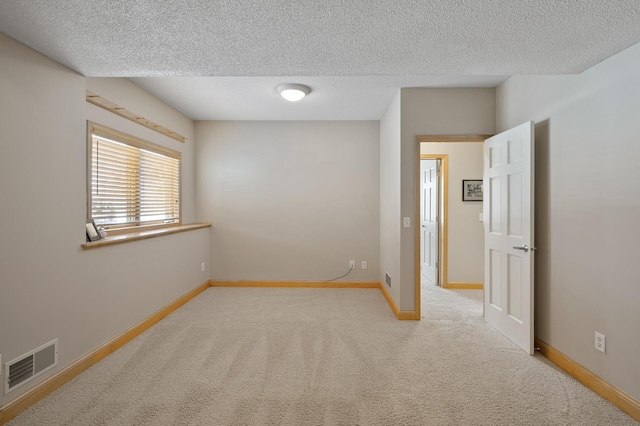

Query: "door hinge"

xmin=435 ymin=262 xmax=439 ymax=269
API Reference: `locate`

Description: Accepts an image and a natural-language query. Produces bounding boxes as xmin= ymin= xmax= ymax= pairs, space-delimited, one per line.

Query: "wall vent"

xmin=385 ymin=272 xmax=391 ymax=287
xmin=4 ymin=339 xmax=57 ymax=395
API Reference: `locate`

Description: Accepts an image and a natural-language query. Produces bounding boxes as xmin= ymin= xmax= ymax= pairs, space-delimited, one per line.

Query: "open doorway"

xmin=420 ymin=158 xmax=439 ymax=286
xmin=419 ymin=155 xmax=446 ymax=287
xmin=415 ymin=135 xmax=489 ymax=317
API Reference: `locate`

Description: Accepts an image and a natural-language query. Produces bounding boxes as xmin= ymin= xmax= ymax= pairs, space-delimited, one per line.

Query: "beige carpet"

xmin=7 ymin=285 xmax=638 ymax=425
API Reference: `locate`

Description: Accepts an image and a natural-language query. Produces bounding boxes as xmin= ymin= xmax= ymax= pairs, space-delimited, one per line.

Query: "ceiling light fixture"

xmin=276 ymin=84 xmax=311 ymax=102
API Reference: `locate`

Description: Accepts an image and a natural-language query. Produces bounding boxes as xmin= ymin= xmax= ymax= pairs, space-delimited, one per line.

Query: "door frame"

xmin=419 ymin=154 xmax=447 ymax=287
xmin=414 ymin=134 xmax=492 ymax=318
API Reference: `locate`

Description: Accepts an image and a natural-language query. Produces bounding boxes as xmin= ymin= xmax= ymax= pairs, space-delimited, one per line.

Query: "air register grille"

xmin=8 ymin=356 xmax=33 ymax=389
xmin=4 ymin=339 xmax=58 ymax=395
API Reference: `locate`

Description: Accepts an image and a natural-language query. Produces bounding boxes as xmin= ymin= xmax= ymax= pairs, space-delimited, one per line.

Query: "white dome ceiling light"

xmin=276 ymin=84 xmax=311 ymax=102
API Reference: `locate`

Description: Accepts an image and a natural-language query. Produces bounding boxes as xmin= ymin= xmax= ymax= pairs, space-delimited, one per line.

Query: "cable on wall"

xmin=325 ymin=264 xmax=354 ymax=282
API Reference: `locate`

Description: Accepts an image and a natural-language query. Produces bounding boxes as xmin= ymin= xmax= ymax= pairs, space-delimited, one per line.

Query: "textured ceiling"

xmin=1 ymin=0 xmax=639 ymax=120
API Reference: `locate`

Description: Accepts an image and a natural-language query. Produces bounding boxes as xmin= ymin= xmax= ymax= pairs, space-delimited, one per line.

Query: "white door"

xmin=420 ymin=159 xmax=439 ymax=285
xmin=483 ymin=121 xmax=535 ymax=354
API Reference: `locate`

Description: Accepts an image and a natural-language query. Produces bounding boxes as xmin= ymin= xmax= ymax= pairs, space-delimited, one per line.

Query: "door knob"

xmin=513 ymin=245 xmax=529 ymax=253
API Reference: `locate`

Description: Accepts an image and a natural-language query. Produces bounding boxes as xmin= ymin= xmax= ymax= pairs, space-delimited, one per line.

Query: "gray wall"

xmin=0 ymin=34 xmax=210 ymax=407
xmin=420 ymin=142 xmax=484 ymax=283
xmin=497 ymin=42 xmax=640 ymax=400
xmin=195 ymin=121 xmax=380 ymax=282
xmin=379 ymin=92 xmax=402 ymax=302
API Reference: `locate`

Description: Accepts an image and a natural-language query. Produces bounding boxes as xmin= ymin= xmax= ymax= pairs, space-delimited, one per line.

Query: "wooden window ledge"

xmin=81 ymin=223 xmax=211 ymax=250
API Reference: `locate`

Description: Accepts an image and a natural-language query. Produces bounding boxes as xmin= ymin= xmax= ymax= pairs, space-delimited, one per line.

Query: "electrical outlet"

xmin=595 ymin=332 xmax=606 ymax=353
xmin=403 ymin=217 xmax=411 ymax=228
xmin=201 ymin=262 xmax=205 ymax=272
xmin=349 ymin=260 xmax=355 ymax=269
xmin=362 ymin=261 xmax=367 ymax=269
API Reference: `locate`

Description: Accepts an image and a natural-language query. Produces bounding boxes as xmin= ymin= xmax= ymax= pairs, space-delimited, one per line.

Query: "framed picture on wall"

xmin=462 ymin=180 xmax=483 ymax=201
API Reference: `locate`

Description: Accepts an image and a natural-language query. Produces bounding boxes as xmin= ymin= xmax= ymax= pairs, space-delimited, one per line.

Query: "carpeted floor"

xmin=7 ymin=285 xmax=638 ymax=425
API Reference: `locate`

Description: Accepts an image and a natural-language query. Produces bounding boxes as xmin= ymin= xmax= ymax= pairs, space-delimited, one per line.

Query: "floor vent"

xmin=5 ymin=339 xmax=57 ymax=395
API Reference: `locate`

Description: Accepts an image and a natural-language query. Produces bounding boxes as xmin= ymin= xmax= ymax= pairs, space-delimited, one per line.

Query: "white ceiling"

xmin=1 ymin=0 xmax=639 ymax=120
xmin=130 ymin=75 xmax=507 ymax=121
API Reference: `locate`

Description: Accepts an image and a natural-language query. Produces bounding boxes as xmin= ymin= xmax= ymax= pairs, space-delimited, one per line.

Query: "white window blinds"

xmin=89 ymin=123 xmax=181 ymax=228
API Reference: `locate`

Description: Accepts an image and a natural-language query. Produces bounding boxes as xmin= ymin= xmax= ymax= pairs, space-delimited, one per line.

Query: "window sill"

xmin=81 ymin=222 xmax=211 ymax=250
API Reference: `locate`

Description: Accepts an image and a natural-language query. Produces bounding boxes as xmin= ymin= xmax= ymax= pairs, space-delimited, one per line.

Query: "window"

xmin=88 ymin=122 xmax=181 ymax=232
